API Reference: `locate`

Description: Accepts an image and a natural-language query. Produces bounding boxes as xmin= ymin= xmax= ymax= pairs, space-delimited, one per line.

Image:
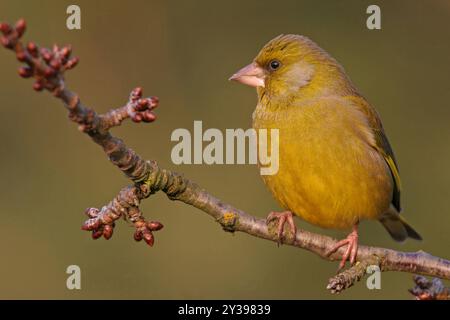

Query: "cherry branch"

xmin=2 ymin=19 xmax=449 ymax=296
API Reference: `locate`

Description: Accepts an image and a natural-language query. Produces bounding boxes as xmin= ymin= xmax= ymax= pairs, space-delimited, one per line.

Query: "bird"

xmin=229 ymin=34 xmax=422 ymax=269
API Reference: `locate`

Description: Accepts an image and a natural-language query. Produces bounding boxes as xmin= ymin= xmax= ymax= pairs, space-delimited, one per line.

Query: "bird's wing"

xmin=373 ymin=127 xmax=401 ymax=212
xmin=349 ymin=96 xmax=402 ymax=212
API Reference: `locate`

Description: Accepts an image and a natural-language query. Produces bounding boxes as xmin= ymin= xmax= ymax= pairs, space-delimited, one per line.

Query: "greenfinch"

xmin=230 ymin=34 xmax=421 ymax=269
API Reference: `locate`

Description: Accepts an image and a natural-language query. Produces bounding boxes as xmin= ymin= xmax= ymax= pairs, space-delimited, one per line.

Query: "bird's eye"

xmin=269 ymin=59 xmax=281 ymax=71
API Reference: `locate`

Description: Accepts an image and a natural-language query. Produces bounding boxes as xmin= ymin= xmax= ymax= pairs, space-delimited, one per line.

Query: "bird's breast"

xmin=253 ymin=98 xmax=393 ymax=230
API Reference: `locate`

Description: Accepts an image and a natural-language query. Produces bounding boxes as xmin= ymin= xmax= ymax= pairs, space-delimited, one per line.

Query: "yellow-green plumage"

xmin=249 ymin=35 xmax=421 ymax=241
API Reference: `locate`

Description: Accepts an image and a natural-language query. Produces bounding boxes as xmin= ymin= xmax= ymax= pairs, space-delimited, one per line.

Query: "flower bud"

xmin=65 ymin=57 xmax=79 ymax=69
xmin=133 ymin=230 xmax=143 ymax=242
xmin=0 ymin=36 xmax=12 ymax=48
xmin=143 ymin=232 xmax=154 ymax=246
xmin=0 ymin=22 xmax=12 ymax=35
xmin=40 ymin=48 xmax=53 ymax=62
xmin=50 ymin=59 xmax=61 ymax=70
xmin=135 ymin=99 xmax=148 ymax=111
xmin=16 ymin=51 xmax=26 ymax=62
xmin=149 ymin=96 xmax=159 ymax=108
xmin=131 ymin=113 xmax=143 ymax=123
xmin=103 ymin=225 xmax=113 ymax=240
xmin=18 ymin=66 xmax=32 ymax=78
xmin=147 ymin=221 xmax=164 ymax=231
xmin=142 ymin=110 xmax=156 ymax=123
xmin=27 ymin=42 xmax=38 ymax=57
xmin=133 ymin=87 xmax=143 ymax=98
xmin=92 ymin=229 xmax=103 ymax=239
xmin=44 ymin=67 xmax=56 ymax=77
xmin=32 ymin=81 xmax=43 ymax=91
xmin=15 ymin=19 xmax=26 ymax=37
xmin=61 ymin=45 xmax=71 ymax=58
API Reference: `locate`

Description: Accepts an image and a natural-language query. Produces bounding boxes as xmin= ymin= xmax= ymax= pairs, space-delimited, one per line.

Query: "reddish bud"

xmin=65 ymin=57 xmax=79 ymax=69
xmin=134 ymin=230 xmax=143 ymax=242
xmin=149 ymin=96 xmax=159 ymax=108
xmin=142 ymin=232 xmax=154 ymax=246
xmin=27 ymin=42 xmax=38 ymax=57
xmin=133 ymin=87 xmax=143 ymax=98
xmin=0 ymin=22 xmax=12 ymax=35
xmin=131 ymin=113 xmax=143 ymax=123
xmin=32 ymin=81 xmax=43 ymax=91
xmin=139 ymin=99 xmax=149 ymax=107
xmin=50 ymin=59 xmax=61 ymax=70
xmin=44 ymin=67 xmax=55 ymax=77
xmin=18 ymin=66 xmax=32 ymax=78
xmin=27 ymin=42 xmax=36 ymax=50
xmin=43 ymin=53 xmax=53 ymax=63
xmin=142 ymin=110 xmax=156 ymax=123
xmin=61 ymin=46 xmax=71 ymax=58
xmin=16 ymin=51 xmax=26 ymax=62
xmin=147 ymin=221 xmax=164 ymax=231
xmin=15 ymin=19 xmax=26 ymax=37
xmin=0 ymin=36 xmax=12 ymax=48
xmin=103 ymin=225 xmax=113 ymax=240
xmin=135 ymin=99 xmax=148 ymax=111
xmin=52 ymin=44 xmax=59 ymax=53
xmin=40 ymin=48 xmax=53 ymax=62
xmin=92 ymin=229 xmax=103 ymax=239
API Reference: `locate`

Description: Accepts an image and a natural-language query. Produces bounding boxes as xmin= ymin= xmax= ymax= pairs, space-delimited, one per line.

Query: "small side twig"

xmin=327 ymin=255 xmax=382 ymax=294
xmin=409 ymin=276 xmax=450 ymax=300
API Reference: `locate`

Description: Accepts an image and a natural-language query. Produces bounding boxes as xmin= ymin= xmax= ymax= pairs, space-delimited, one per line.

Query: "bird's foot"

xmin=266 ymin=211 xmax=297 ymax=245
xmin=326 ymin=224 xmax=359 ymax=271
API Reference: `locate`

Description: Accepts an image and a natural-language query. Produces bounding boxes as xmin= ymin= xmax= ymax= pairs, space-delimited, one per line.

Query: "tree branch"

xmin=2 ymin=19 xmax=449 ymax=295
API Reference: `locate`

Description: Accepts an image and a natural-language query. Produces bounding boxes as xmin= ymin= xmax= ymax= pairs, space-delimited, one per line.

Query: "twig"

xmin=1 ymin=19 xmax=449 ymax=294
xmin=327 ymin=255 xmax=381 ymax=294
xmin=409 ymin=276 xmax=449 ymax=300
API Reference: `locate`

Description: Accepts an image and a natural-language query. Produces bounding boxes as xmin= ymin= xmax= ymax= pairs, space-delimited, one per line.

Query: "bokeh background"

xmin=0 ymin=0 xmax=449 ymax=299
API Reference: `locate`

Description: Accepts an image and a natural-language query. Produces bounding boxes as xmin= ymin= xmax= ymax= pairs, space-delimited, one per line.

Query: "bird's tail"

xmin=379 ymin=206 xmax=422 ymax=242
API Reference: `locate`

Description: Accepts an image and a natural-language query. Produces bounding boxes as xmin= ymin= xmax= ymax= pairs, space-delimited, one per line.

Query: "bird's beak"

xmin=229 ymin=62 xmax=265 ymax=88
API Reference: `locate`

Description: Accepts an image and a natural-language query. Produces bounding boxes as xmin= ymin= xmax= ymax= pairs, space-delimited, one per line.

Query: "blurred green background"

xmin=0 ymin=0 xmax=449 ymax=299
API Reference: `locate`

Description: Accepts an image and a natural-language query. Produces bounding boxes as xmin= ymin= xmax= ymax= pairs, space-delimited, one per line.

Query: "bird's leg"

xmin=326 ymin=223 xmax=359 ymax=271
xmin=266 ymin=211 xmax=297 ymax=245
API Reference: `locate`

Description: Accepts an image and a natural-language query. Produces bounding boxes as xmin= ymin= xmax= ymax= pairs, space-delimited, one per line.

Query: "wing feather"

xmin=348 ymin=96 xmax=402 ymax=211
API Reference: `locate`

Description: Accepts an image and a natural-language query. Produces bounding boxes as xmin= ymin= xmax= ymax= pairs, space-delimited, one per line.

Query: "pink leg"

xmin=266 ymin=211 xmax=297 ymax=244
xmin=326 ymin=224 xmax=359 ymax=270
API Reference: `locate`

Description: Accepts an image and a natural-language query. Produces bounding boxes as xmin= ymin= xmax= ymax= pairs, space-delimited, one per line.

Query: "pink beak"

xmin=229 ymin=62 xmax=265 ymax=88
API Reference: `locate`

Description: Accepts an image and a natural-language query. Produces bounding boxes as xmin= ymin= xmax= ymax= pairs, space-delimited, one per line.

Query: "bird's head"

xmin=230 ymin=34 xmax=351 ymax=104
